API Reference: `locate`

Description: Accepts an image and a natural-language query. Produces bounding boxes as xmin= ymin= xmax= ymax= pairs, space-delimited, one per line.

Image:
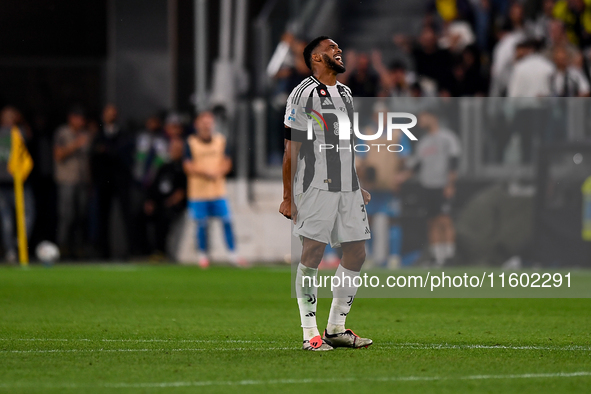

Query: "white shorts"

xmin=293 ymin=187 xmax=371 ymax=248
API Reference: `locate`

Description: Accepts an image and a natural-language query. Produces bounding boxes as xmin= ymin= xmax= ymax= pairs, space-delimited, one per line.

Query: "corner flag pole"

xmin=8 ymin=126 xmax=33 ymax=266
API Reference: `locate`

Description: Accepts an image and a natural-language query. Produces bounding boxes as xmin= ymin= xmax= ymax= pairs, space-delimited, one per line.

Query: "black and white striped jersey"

xmin=283 ymin=76 xmax=359 ymax=195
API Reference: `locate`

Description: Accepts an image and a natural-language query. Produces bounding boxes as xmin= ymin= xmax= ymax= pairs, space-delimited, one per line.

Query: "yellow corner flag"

xmin=7 ymin=126 xmax=33 ymax=266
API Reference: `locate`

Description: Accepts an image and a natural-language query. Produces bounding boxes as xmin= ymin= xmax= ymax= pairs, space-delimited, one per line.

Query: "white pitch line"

xmin=0 ymin=338 xmax=267 ymax=343
xmin=2 ymin=339 xmax=590 ymax=351
xmin=381 ymin=343 xmax=591 ymax=351
xmin=0 ymin=372 xmax=589 ymax=389
xmin=3 ymin=347 xmax=296 ymax=354
xmin=3 ymin=344 xmax=590 ymax=354
xmin=2 ymin=340 xmax=590 ymax=353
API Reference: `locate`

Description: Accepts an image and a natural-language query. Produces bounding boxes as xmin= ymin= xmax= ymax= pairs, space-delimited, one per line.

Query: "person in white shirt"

xmin=508 ymin=40 xmax=555 ymax=98
xmin=507 ymin=39 xmax=555 ymax=164
xmin=489 ymin=22 xmax=525 ymax=96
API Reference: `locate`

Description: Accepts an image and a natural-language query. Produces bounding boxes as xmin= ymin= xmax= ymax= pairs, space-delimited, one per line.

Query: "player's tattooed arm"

xmin=279 ymin=135 xmax=301 ymax=221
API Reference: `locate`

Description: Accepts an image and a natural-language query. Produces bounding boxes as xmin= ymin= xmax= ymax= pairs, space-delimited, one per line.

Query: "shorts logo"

xmin=365 ymin=227 xmax=370 ymax=234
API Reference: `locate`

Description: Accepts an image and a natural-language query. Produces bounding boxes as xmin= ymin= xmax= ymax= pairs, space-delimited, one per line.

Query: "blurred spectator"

xmin=53 ymin=106 xmax=93 ymax=258
xmin=134 ymin=115 xmax=167 ymax=188
xmin=0 ymin=106 xmax=35 ymax=262
xmin=553 ymin=0 xmax=591 ymax=48
xmin=448 ymin=46 xmax=487 ymax=95
xmin=272 ymin=33 xmax=311 ymax=99
xmin=387 ymin=61 xmax=414 ymax=97
xmin=404 ymin=109 xmax=461 ymax=267
xmin=371 ymin=52 xmax=414 ymax=97
xmin=338 ymin=51 xmax=380 ymax=97
xmin=472 ymin=0 xmax=493 ymax=52
xmin=489 ymin=20 xmax=526 ymax=96
xmin=508 ymin=39 xmax=554 ymax=97
xmin=508 ymin=1 xmax=526 ymax=30
xmin=133 ymin=115 xmax=168 ymax=256
xmin=183 ymin=111 xmax=244 ymax=268
xmin=549 ymin=45 xmax=590 ymax=95
xmin=144 ymin=137 xmax=186 ymax=258
xmin=527 ymin=0 xmax=557 ymax=41
xmin=91 ymin=104 xmax=134 ymax=259
xmin=543 ymin=19 xmax=580 ymax=59
xmin=439 ymin=19 xmax=477 ymax=54
xmin=394 ymin=26 xmax=454 ymax=92
xmin=508 ymin=40 xmax=555 ymax=163
xmin=164 ymin=113 xmax=185 ymax=140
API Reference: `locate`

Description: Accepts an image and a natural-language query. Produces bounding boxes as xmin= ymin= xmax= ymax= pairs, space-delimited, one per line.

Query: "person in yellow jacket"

xmin=183 ymin=111 xmax=245 ymax=268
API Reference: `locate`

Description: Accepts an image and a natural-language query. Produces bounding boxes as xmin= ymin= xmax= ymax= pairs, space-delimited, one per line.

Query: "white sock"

xmin=444 ymin=243 xmax=455 ymax=258
xmin=295 ymin=263 xmax=319 ymax=340
xmin=431 ymin=244 xmax=446 ymax=266
xmin=327 ymin=265 xmax=360 ymax=334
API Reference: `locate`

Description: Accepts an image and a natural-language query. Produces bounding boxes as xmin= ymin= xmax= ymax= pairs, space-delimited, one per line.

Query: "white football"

xmin=36 ymin=241 xmax=60 ymax=263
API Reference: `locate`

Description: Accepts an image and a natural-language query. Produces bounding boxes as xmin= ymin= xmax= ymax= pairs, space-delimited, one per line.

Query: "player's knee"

xmin=354 ymin=247 xmax=366 ymax=265
xmin=302 ymin=242 xmax=325 ymax=266
xmin=344 ymin=244 xmax=365 ymax=266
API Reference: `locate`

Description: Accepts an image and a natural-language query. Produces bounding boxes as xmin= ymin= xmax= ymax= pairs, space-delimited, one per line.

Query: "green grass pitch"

xmin=0 ymin=265 xmax=590 ymax=393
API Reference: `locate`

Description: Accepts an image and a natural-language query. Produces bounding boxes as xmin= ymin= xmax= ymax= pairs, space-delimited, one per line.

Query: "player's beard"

xmin=322 ymin=53 xmax=346 ymax=74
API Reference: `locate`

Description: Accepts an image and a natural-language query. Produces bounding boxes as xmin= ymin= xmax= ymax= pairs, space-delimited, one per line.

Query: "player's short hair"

xmin=303 ymin=36 xmax=331 ymax=70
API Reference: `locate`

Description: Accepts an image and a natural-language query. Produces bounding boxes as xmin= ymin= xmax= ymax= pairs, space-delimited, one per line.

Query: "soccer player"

xmin=405 ymin=109 xmax=461 ymax=266
xmin=183 ymin=111 xmax=245 ymax=268
xmin=280 ymin=36 xmax=373 ymax=351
